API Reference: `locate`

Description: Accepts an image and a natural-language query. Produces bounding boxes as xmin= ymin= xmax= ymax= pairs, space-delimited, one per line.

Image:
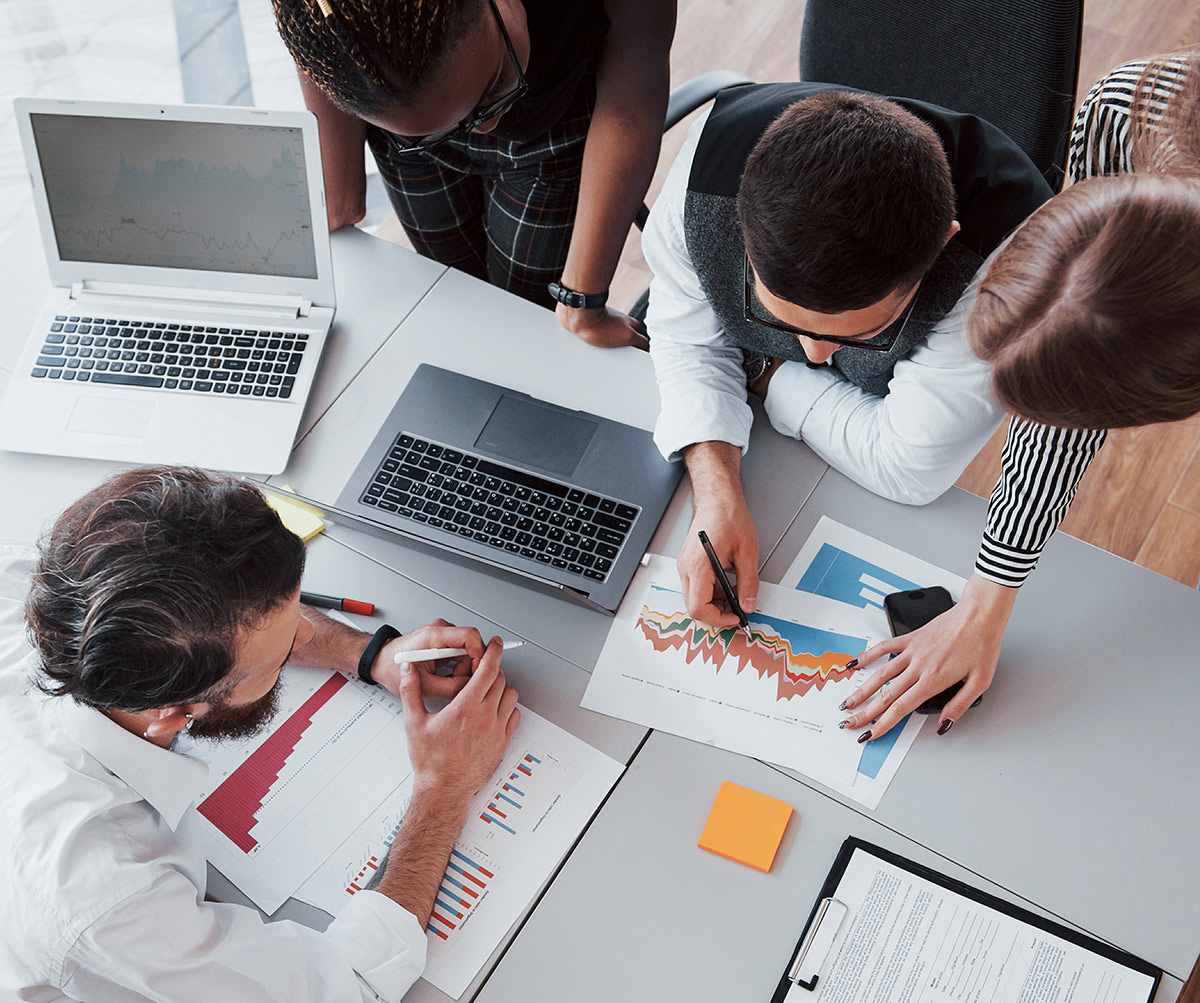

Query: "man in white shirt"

xmin=0 ymin=466 xmax=520 ymax=1002
xmin=643 ymin=83 xmax=1051 ymax=627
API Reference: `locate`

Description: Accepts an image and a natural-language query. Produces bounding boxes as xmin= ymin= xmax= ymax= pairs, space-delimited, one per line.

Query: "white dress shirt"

xmin=0 ymin=543 xmax=426 ymax=1003
xmin=644 ymin=109 xmax=1005 ymax=506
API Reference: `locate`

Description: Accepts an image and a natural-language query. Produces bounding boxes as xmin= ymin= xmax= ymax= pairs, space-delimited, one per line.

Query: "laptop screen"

xmin=28 ymin=113 xmax=319 ymax=280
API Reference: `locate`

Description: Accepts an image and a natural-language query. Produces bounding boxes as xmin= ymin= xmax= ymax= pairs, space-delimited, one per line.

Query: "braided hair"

xmin=272 ymin=0 xmax=488 ymax=116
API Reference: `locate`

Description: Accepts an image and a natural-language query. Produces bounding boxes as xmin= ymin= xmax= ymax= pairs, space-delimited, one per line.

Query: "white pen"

xmin=392 ymin=641 xmax=526 ymax=664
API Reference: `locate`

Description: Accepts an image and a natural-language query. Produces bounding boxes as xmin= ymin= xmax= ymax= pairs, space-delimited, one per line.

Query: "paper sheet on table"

xmin=792 ymin=846 xmax=1157 ymax=1003
xmin=294 ymin=708 xmax=621 ymax=999
xmin=783 ymin=518 xmax=967 ymax=810
xmin=583 ymin=554 xmax=882 ymax=788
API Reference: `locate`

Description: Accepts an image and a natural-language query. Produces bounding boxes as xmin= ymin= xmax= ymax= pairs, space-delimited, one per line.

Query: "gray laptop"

xmin=0 ymin=98 xmax=334 ymax=474
xmin=334 ymin=365 xmax=682 ymax=613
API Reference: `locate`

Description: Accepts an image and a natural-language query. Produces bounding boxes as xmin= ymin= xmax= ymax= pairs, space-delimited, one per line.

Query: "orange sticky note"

xmin=698 ymin=781 xmax=793 ymax=872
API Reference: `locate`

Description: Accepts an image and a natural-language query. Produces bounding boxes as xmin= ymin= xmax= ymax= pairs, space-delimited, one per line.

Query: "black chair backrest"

xmin=798 ymin=0 xmax=1083 ymax=191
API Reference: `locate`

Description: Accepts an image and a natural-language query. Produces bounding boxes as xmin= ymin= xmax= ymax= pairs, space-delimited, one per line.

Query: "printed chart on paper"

xmin=584 ymin=555 xmax=878 ymax=787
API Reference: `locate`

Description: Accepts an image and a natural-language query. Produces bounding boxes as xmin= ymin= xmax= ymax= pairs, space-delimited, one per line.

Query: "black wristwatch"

xmin=547 ymin=280 xmax=608 ymax=311
xmin=357 ymin=624 xmax=401 ymax=685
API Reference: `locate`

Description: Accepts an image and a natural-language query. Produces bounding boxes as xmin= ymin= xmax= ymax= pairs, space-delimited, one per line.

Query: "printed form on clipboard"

xmin=772 ymin=839 xmax=1161 ymax=1003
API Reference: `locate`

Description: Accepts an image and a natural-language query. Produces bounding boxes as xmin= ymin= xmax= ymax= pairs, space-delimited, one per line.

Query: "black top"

xmin=689 ymin=81 xmax=1053 ymax=259
xmin=490 ymin=0 xmax=611 ymax=143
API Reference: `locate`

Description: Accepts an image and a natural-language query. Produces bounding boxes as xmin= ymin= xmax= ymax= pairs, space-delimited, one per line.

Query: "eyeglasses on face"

xmin=742 ymin=255 xmax=917 ymax=353
xmin=386 ymin=0 xmax=528 ymax=154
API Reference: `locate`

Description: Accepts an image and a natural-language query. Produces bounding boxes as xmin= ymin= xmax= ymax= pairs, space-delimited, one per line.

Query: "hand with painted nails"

xmin=835 ymin=574 xmax=1017 ymax=742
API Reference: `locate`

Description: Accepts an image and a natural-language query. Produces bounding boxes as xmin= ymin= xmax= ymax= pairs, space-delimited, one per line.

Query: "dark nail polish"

xmin=838 ymin=699 xmax=849 ymax=711
xmin=857 ymin=730 xmax=872 ymax=744
xmin=838 ymin=719 xmax=852 ymax=729
xmin=937 ymin=719 xmax=954 ymax=736
xmin=844 ymin=658 xmax=858 ymax=669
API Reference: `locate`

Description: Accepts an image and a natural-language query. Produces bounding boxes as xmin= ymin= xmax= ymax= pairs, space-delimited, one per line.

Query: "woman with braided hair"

xmin=272 ymin=0 xmax=674 ymax=350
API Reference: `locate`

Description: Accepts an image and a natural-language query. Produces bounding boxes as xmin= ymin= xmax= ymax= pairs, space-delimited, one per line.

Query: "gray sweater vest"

xmin=682 ymin=83 xmax=1052 ymax=397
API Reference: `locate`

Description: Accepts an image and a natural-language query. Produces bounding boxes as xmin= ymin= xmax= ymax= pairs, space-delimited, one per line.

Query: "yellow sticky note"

xmin=263 ymin=485 xmax=325 ymax=542
xmin=698 ymin=781 xmax=793 ymax=872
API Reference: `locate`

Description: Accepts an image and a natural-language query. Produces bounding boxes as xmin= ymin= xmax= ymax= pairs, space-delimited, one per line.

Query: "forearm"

xmin=684 ymin=441 xmax=745 ymax=509
xmin=976 ymin=418 xmax=1107 ymax=586
xmin=297 ymin=73 xmax=368 ymax=229
xmin=559 ymin=103 xmax=664 ymax=303
xmin=373 ymin=781 xmax=472 ymax=928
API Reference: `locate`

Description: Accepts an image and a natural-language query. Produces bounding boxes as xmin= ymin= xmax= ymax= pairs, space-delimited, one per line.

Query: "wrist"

xmin=411 ymin=774 xmax=476 ymax=816
xmin=555 ymin=301 xmax=606 ymax=333
xmin=958 ymin=574 xmax=1018 ymax=632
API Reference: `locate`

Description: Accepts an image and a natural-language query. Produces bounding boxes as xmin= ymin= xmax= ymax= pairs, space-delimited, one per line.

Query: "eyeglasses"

xmin=386 ymin=0 xmax=528 ymax=154
xmin=743 ymin=255 xmax=918 ymax=353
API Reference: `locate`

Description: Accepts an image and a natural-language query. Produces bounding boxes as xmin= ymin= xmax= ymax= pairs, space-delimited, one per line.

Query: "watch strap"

xmin=547 ymin=281 xmax=608 ymax=311
xmin=358 ymin=624 xmax=401 ymax=685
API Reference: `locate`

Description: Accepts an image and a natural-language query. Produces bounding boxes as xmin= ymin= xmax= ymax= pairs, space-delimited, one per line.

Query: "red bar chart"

xmin=197 ymin=674 xmax=348 ymax=852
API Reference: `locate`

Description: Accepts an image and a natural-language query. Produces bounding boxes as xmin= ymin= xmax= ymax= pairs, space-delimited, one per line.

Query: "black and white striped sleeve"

xmin=1067 ymin=57 xmax=1187 ymax=182
xmin=972 ymin=58 xmax=1186 ymax=588
xmin=974 ymin=419 xmax=1107 ymax=586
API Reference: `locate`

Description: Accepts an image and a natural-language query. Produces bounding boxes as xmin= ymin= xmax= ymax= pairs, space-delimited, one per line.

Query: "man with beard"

xmin=0 ymin=466 xmax=520 ymax=1001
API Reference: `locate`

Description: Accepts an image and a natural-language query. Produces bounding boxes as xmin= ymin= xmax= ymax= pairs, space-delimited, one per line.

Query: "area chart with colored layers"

xmin=584 ymin=555 xmax=878 ymax=788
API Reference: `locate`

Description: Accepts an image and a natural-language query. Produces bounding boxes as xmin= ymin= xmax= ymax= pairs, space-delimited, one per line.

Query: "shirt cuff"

xmin=653 ymin=390 xmax=754 ymax=463
xmin=760 ymin=361 xmax=841 ymax=439
xmin=974 ymin=534 xmax=1041 ymax=587
xmin=324 ymin=891 xmax=428 ymax=1002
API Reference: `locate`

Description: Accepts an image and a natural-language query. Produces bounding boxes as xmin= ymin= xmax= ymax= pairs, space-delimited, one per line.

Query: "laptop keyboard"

xmin=359 ymin=433 xmax=640 ymax=583
xmin=30 ymin=315 xmax=308 ymax=399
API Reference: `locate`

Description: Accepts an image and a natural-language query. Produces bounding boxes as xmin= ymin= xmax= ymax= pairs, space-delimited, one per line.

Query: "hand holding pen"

xmin=695 ymin=530 xmax=753 ymax=637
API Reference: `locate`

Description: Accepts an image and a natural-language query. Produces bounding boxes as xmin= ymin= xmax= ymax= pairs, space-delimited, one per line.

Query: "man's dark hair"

xmin=25 ymin=467 xmax=306 ymax=712
xmin=272 ymin=0 xmax=489 ymax=116
xmin=738 ymin=91 xmax=956 ymax=313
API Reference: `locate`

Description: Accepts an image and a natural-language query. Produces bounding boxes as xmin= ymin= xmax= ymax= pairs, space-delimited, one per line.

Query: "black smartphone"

xmin=882 ymin=587 xmax=982 ymax=715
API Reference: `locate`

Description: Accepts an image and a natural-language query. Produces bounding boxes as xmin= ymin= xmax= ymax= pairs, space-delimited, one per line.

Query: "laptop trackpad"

xmin=475 ymin=394 xmax=598 ymax=478
xmin=66 ymin=397 xmax=155 ymax=441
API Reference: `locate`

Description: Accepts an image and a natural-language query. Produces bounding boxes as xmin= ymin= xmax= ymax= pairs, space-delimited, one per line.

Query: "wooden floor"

xmin=380 ymin=0 xmax=1200 ymax=588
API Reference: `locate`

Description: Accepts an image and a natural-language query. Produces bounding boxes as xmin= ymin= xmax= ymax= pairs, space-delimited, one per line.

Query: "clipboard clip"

xmin=786 ymin=897 xmax=848 ymax=992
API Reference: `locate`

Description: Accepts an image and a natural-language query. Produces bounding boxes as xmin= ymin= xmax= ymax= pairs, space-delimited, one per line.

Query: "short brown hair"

xmin=969 ymin=174 xmax=1200 ymax=428
xmin=737 ymin=91 xmax=955 ymax=313
xmin=26 ymin=467 xmax=306 ymax=711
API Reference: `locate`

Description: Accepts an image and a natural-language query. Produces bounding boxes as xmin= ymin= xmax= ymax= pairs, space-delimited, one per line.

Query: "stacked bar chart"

xmin=183 ymin=665 xmax=414 ymax=913
xmin=479 ymin=753 xmax=541 ymax=836
xmin=294 ymin=705 xmax=622 ymax=999
xmin=428 ymin=850 xmax=496 ymax=941
xmin=197 ymin=674 xmax=349 ymax=853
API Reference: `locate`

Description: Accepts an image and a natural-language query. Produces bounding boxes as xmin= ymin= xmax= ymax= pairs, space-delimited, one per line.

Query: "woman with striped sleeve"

xmin=838 ymin=50 xmax=1200 ymax=743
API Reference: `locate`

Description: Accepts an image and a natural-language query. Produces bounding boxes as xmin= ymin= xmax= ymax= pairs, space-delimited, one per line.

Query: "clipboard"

xmin=769 ymin=837 xmax=1162 ymax=1002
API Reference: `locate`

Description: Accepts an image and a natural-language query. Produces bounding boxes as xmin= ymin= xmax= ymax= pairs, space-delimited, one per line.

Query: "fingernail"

xmin=844 ymin=658 xmax=858 ymax=669
xmin=839 ymin=698 xmax=852 ymax=711
xmin=838 ymin=719 xmax=852 ymax=729
xmin=744 ymin=597 xmax=757 ymax=611
xmin=857 ymin=730 xmax=872 ymax=744
xmin=937 ymin=719 xmax=954 ymax=736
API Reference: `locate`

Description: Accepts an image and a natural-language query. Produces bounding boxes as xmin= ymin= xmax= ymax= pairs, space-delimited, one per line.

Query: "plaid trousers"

xmin=366 ymin=81 xmax=594 ymax=310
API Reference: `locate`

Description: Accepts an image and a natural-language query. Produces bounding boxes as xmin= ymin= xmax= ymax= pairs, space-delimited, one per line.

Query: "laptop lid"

xmin=12 ymin=98 xmax=334 ymax=309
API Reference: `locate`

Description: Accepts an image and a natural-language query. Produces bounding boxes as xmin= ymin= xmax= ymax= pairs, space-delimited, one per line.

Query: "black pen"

xmin=697 ymin=530 xmax=751 ymax=636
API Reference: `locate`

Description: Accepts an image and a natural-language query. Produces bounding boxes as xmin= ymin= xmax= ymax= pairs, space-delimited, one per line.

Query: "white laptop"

xmin=0 ymin=98 xmax=335 ymax=474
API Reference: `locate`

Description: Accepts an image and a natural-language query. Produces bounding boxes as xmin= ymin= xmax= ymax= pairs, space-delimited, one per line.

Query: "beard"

xmin=188 ymin=674 xmax=284 ymax=742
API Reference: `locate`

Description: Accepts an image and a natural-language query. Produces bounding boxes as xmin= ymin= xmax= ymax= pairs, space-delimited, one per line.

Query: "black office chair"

xmin=797 ymin=0 xmax=1084 ymax=192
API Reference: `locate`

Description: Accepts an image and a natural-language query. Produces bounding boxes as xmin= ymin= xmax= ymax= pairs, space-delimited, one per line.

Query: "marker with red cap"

xmin=300 ymin=591 xmax=376 ymax=616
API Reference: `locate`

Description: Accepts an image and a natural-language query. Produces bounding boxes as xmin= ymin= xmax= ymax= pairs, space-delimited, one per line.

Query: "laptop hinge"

xmin=69 ymin=281 xmax=312 ymax=320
